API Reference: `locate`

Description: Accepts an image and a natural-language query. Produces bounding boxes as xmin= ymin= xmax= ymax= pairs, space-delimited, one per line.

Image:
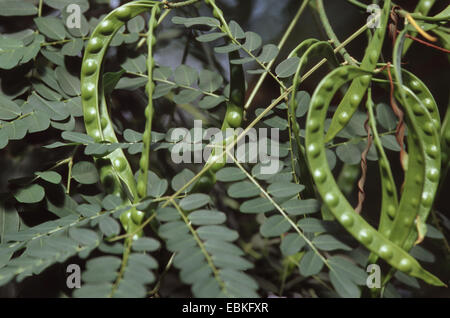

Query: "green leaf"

xmin=227 ymin=181 xmax=260 ymax=198
xmin=329 ymin=269 xmax=361 ymax=298
xmin=99 ymin=216 xmax=120 ymax=237
xmin=281 ymin=233 xmax=306 ymax=256
xmin=179 ymin=194 xmax=210 ymax=211
xmin=69 ymin=227 xmax=99 ymax=246
xmin=229 ymin=20 xmax=245 ymax=39
xmin=159 ymin=221 xmax=189 ymax=240
xmin=22 ymin=34 xmax=44 ymax=63
xmin=205 ymin=240 xmax=244 ymax=256
xmin=41 ymin=48 xmax=64 ymax=66
xmin=155 ymin=207 xmax=180 ymax=222
xmin=104 ymin=70 xmax=126 ymax=95
xmin=380 ymin=135 xmax=401 ymax=151
xmin=267 ymin=182 xmax=304 ymax=198
xmin=263 ymin=115 xmax=288 ymax=130
xmin=34 ymin=17 xmax=67 ymax=40
xmin=35 ymin=171 xmax=62 ymax=184
xmin=242 ymin=32 xmax=262 ymax=52
xmin=14 ymin=184 xmax=45 ymax=203
xmin=196 ymin=32 xmax=225 ymax=42
xmin=28 ymin=93 xmax=70 ymax=121
xmin=121 ymin=55 xmax=147 ymax=74
xmin=312 ymin=234 xmax=351 ymax=251
xmin=216 ymin=167 xmax=246 ymax=182
xmin=3 ymin=118 xmax=27 ymax=140
xmin=153 ymin=66 xmax=172 ymax=80
xmin=0 ymin=203 xmax=19 ymax=243
xmin=198 ymin=96 xmax=225 ymax=109
xmin=132 ymin=237 xmax=160 ymax=252
xmin=171 ymin=169 xmax=195 ymax=193
xmin=123 ymin=129 xmax=142 ymax=143
xmin=101 ymin=195 xmax=122 ymax=210
xmin=61 ymin=131 xmax=94 ymax=144
xmin=0 ymin=129 xmax=9 ymax=150
xmin=275 ymin=57 xmax=300 ymax=78
xmin=72 ymin=161 xmax=99 ymax=185
xmin=282 ymin=199 xmax=320 ymax=215
xmin=147 ymin=171 xmax=168 ymax=198
xmin=240 ymin=197 xmax=274 ymax=214
xmin=44 ymin=0 xmax=89 ymax=12
xmin=171 ymin=16 xmax=220 ymax=28
xmin=298 ymin=250 xmax=324 ymax=277
xmin=258 ymin=44 xmax=279 ymax=63
xmin=127 ymin=15 xmax=145 ymax=33
xmin=410 ymin=245 xmax=435 ymax=263
xmin=197 ymin=225 xmax=239 ymax=242
xmin=76 ymin=203 xmax=101 ymax=217
xmin=0 ymin=1 xmax=38 ymax=16
xmin=328 ymin=256 xmax=367 ymax=285
xmin=260 ymin=215 xmax=290 ymax=237
xmin=61 ymin=38 xmax=84 ymax=56
xmin=0 ymin=35 xmax=25 ymax=70
xmin=32 ymin=81 xmax=61 ymax=101
xmin=188 ymin=210 xmax=226 ymax=225
xmin=199 ymin=70 xmax=223 ymax=93
xmin=297 ymin=218 xmax=327 ymax=232
xmin=394 ymin=271 xmax=420 ymax=289
xmin=174 ymin=65 xmax=198 ymax=87
xmin=211 ymin=254 xmax=252 ymax=270
xmin=115 ymin=77 xmax=147 ymax=91
xmin=173 ymin=89 xmax=202 ymax=104
xmin=336 ymin=144 xmax=362 ymax=165
xmin=0 ymin=95 xmax=21 ymax=120
xmin=73 ymin=284 xmax=112 ymax=298
xmin=214 ymin=43 xmax=240 ymax=54
xmin=295 ymin=91 xmax=311 ymax=118
xmin=55 ymin=66 xmax=81 ymax=96
xmin=376 ymin=103 xmax=397 ymax=131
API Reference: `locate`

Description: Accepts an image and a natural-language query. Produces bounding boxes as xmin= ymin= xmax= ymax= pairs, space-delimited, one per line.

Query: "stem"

xmin=170 ymin=199 xmax=228 ymax=295
xmin=38 ymin=0 xmax=43 ymax=17
xmin=244 ymin=0 xmax=309 ymax=110
xmin=314 ymin=0 xmax=356 ymax=65
xmin=110 ymin=238 xmax=132 ymax=297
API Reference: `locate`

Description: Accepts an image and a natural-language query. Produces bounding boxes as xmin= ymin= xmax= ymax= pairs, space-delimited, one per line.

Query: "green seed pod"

xmin=325 ymin=0 xmax=391 ymax=142
xmin=305 ymin=65 xmax=444 ymax=286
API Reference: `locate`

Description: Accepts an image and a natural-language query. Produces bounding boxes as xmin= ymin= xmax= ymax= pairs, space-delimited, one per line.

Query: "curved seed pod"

xmin=324 ymin=0 xmax=391 ymax=142
xmin=441 ymin=106 xmax=450 ymax=177
xmin=401 ymin=69 xmax=440 ymax=129
xmin=288 ymin=40 xmax=340 ymax=132
xmin=137 ymin=5 xmax=161 ymax=200
xmin=375 ymin=68 xmax=440 ymax=130
xmin=287 ymin=40 xmax=340 ymax=203
xmin=387 ymin=30 xmax=441 ymax=250
xmin=366 ymin=89 xmax=399 ymax=237
xmin=393 ymin=86 xmax=441 ymax=248
xmin=81 ymin=1 xmax=161 ymax=236
xmin=365 ymin=89 xmax=399 ymax=265
xmin=402 ymin=0 xmax=436 ymax=56
xmin=375 ymin=71 xmax=442 ymax=252
xmin=305 ymin=65 xmax=444 ymax=286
